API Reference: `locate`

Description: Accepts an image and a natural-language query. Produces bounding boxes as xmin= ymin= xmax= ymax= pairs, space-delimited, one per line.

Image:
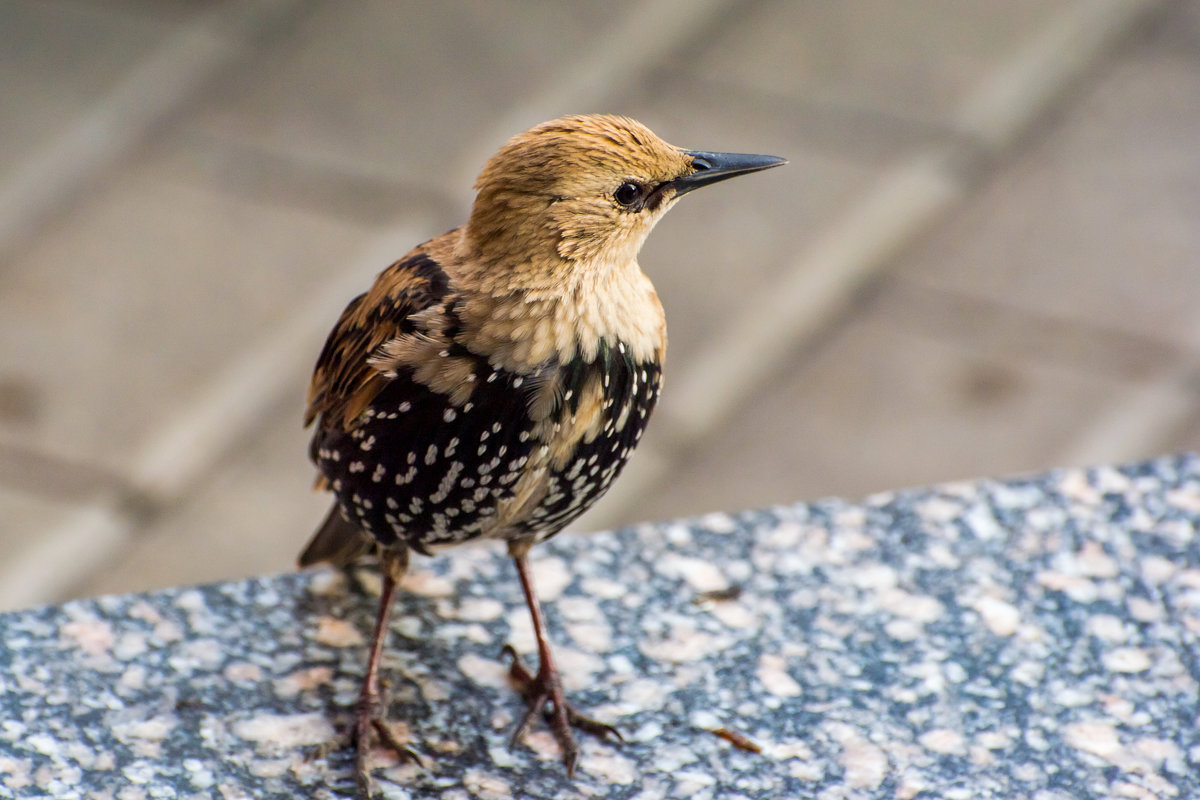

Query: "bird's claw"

xmin=500 ymin=644 xmax=621 ymax=776
xmin=352 ymin=693 xmax=424 ymax=798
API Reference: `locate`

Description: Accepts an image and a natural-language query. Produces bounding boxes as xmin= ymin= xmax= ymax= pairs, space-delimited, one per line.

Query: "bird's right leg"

xmin=503 ymin=543 xmax=621 ymax=777
xmin=354 ymin=547 xmax=421 ymax=797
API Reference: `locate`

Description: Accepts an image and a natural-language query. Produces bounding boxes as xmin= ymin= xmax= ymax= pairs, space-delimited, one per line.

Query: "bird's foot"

xmin=352 ymin=690 xmax=424 ymax=799
xmin=501 ymin=644 xmax=622 ymax=776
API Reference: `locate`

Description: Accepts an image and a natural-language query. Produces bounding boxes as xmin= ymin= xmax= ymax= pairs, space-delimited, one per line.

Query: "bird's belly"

xmin=313 ymin=355 xmax=661 ymax=551
xmin=513 ymin=355 xmax=662 ymax=540
xmin=517 ymin=393 xmax=657 ymax=539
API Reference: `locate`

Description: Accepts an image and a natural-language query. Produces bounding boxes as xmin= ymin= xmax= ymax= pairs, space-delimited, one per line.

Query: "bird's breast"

xmin=451 ymin=256 xmax=667 ymax=374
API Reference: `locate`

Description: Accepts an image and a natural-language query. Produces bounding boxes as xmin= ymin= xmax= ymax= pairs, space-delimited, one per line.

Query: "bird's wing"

xmin=304 ymin=249 xmax=449 ymax=432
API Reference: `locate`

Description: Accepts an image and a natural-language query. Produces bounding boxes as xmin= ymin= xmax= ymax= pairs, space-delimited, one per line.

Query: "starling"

xmin=299 ymin=114 xmax=784 ymax=791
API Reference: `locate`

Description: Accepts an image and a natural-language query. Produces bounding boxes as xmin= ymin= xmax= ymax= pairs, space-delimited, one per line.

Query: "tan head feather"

xmin=461 ymin=114 xmax=694 ymax=282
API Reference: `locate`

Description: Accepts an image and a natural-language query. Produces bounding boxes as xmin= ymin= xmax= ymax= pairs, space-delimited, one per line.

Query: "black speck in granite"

xmin=2 ymin=455 xmax=1200 ymax=798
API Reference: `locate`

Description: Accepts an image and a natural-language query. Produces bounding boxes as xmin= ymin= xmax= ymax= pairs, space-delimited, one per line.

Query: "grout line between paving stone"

xmin=580 ymin=0 xmax=1164 ymax=532
xmin=0 ymin=442 xmax=132 ymax=505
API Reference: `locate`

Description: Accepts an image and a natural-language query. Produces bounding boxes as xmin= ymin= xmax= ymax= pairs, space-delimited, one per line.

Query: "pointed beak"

xmin=670 ymin=150 xmax=787 ymax=197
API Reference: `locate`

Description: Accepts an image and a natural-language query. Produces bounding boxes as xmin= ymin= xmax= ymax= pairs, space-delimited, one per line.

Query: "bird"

xmin=299 ymin=114 xmax=785 ymax=793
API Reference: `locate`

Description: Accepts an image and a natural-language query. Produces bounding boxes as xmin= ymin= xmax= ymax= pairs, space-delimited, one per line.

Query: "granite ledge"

xmin=2 ymin=455 xmax=1200 ymax=799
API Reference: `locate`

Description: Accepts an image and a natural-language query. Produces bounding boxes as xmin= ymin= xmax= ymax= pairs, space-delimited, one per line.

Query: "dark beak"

xmin=671 ymin=150 xmax=787 ymax=197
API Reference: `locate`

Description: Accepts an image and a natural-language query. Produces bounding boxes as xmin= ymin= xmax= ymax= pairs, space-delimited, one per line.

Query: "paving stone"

xmin=869 ymin=278 xmax=1200 ymax=385
xmin=0 ymin=486 xmax=86 ymax=575
xmin=680 ymin=0 xmax=1061 ymax=127
xmin=188 ymin=1 xmax=638 ymax=189
xmin=897 ymin=25 xmax=1200 ymax=350
xmin=0 ymin=0 xmax=184 ymax=179
xmin=1167 ymin=410 xmax=1200 ymax=457
xmin=1144 ymin=0 xmax=1200 ymax=56
xmin=71 ymin=395 xmax=329 ymax=601
xmin=0 ymin=148 xmax=373 ymax=475
xmin=631 ymin=306 xmax=1170 ymax=523
xmin=0 ymin=485 xmax=128 ymax=612
xmin=68 ymin=1 xmax=208 ymax=25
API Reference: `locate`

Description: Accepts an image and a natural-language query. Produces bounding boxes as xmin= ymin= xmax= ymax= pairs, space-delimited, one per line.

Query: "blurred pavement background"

xmin=2 ymin=0 xmax=1199 ymax=610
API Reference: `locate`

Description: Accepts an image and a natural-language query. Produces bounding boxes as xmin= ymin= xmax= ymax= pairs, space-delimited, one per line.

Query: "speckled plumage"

xmin=306 ymin=245 xmax=663 ymax=555
xmin=297 ymin=114 xmax=784 ymax=794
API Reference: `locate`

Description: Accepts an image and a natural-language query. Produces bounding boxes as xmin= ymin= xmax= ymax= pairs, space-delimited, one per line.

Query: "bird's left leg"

xmin=354 ymin=547 xmax=422 ymax=797
xmin=503 ymin=540 xmax=621 ymax=776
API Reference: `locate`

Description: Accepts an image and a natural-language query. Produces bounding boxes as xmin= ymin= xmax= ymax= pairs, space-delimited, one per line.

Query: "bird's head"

xmin=463 ymin=114 xmax=785 ymax=283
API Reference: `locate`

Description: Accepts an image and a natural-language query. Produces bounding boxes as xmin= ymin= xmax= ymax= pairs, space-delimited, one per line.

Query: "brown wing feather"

xmin=305 ymin=245 xmax=452 ymax=431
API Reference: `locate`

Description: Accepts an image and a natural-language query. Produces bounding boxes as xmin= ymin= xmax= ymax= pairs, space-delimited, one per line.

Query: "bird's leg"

xmin=503 ymin=543 xmax=621 ymax=776
xmin=354 ymin=548 xmax=421 ymax=797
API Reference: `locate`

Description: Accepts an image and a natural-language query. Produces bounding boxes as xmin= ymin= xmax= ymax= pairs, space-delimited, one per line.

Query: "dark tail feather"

xmin=298 ymin=504 xmax=374 ymax=568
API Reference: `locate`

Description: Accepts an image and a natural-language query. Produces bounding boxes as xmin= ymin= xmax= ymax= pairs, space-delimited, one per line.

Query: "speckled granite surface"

xmin=3 ymin=455 xmax=1199 ymax=799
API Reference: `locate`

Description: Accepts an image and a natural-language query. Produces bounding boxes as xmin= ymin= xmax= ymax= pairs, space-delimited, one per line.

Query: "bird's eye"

xmin=614 ymin=181 xmax=644 ymax=208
